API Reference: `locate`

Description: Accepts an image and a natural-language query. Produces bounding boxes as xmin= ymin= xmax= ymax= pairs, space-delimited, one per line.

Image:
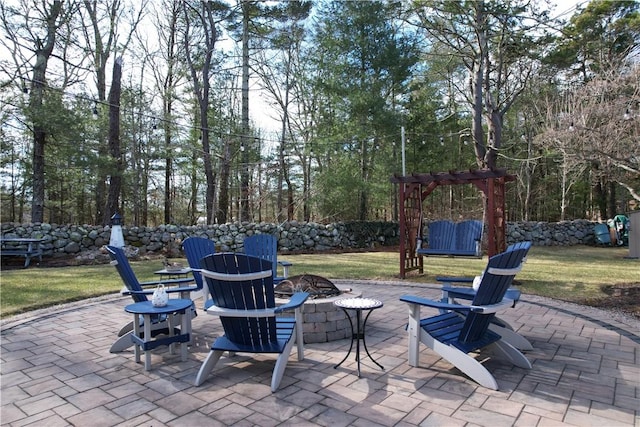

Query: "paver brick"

xmin=16 ymin=392 xmax=67 ymax=417
xmin=1 ymin=281 xmax=638 ymax=427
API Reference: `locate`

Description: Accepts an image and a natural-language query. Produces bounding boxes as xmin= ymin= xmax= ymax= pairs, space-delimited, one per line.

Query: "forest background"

xmin=1 ymin=0 xmax=639 ymax=229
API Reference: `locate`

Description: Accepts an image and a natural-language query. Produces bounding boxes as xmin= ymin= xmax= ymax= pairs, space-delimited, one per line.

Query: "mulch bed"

xmin=579 ymin=283 xmax=640 ymax=320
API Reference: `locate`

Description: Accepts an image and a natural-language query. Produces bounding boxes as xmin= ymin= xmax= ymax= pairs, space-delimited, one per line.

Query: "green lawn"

xmin=1 ymin=245 xmax=637 ymax=318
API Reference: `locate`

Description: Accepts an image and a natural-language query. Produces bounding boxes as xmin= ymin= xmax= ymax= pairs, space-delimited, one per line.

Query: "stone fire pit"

xmin=274 ymin=275 xmax=361 ymax=343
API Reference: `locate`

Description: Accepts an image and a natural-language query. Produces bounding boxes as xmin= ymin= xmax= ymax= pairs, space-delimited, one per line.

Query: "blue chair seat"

xmin=420 ymin=312 xmax=502 ymax=353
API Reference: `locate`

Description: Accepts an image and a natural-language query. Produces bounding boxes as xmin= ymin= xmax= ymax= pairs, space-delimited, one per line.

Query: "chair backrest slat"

xmin=428 ymin=220 xmax=456 ymax=251
xmin=455 ymin=220 xmax=483 ymax=253
xmin=183 ymin=237 xmax=216 ymax=290
xmin=244 ymin=234 xmax=279 ymax=279
xmin=106 ymin=246 xmax=146 ymax=303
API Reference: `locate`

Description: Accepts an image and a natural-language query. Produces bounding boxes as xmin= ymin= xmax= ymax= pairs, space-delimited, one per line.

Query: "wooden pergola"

xmin=390 ymin=168 xmax=516 ymax=278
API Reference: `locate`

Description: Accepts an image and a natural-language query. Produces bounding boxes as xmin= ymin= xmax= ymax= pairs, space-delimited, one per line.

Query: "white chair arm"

xmin=197 ymin=268 xmax=272 ymax=282
xmin=469 ymin=298 xmax=514 ymax=313
xmin=205 ymin=305 xmax=275 ymax=318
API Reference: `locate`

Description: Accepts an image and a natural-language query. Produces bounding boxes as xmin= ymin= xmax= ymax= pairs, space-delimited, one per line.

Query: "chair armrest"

xmin=139 ymin=277 xmax=195 ymax=288
xmin=122 ymin=285 xmax=197 ymax=296
xmin=436 ymin=276 xmax=474 ymax=284
xmin=442 ymin=286 xmax=521 ymax=306
xmin=278 ymin=260 xmax=292 ymax=267
xmin=441 ymin=286 xmax=476 ymax=300
xmin=274 ymin=292 xmax=309 ymax=313
xmin=122 ymin=289 xmax=154 ymax=296
xmin=471 ymin=299 xmax=514 ymax=313
xmin=164 ymin=285 xmax=199 ymax=294
xmin=400 ymin=294 xmax=515 ymax=314
xmin=400 ymin=295 xmax=472 ymax=312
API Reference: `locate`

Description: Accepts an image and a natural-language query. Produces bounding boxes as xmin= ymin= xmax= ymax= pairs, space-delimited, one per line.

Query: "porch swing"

xmin=415 ymin=185 xmax=485 ymax=258
xmin=391 ymin=169 xmax=516 ymax=278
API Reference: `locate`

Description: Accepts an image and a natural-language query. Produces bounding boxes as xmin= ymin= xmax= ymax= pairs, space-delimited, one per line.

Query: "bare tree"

xmin=252 ymin=1 xmax=312 ymax=222
xmin=536 ymin=65 xmax=640 ymax=218
xmin=146 ymin=0 xmax=185 ymax=224
xmin=0 ymin=0 xmax=69 ymax=223
xmin=103 ymin=57 xmax=123 ymax=222
xmin=80 ymin=0 xmax=145 ymax=224
xmin=181 ymin=1 xmax=223 ymax=225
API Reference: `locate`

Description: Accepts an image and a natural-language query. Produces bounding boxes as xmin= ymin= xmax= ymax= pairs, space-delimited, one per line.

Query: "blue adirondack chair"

xmin=243 ymin=234 xmax=292 ymax=283
xmin=194 ymin=253 xmax=309 ymax=391
xmin=106 ymin=245 xmax=198 ymax=353
xmin=400 ymin=247 xmax=532 ymax=390
xmin=436 ymin=241 xmax=533 ymax=351
xmin=182 ymin=236 xmax=216 ymax=305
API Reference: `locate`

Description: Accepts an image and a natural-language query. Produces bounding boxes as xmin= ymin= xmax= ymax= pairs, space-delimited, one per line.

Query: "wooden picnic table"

xmin=0 ymin=237 xmax=45 ymax=267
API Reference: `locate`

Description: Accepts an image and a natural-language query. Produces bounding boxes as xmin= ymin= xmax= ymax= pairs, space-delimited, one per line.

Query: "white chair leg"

xmin=488 ymin=324 xmax=533 ymax=351
xmin=406 ymin=303 xmax=421 ymax=367
xmin=143 ymin=315 xmax=152 ymax=371
xmin=295 ymin=309 xmax=304 ymax=361
xmin=429 ymin=337 xmax=499 ymax=390
xmin=271 ymin=337 xmax=296 ymax=392
xmin=492 ymin=316 xmax=515 ymax=331
xmin=194 ymin=350 xmax=224 ymax=386
xmin=118 ymin=321 xmax=134 ymax=336
xmin=488 ymin=340 xmax=532 ymax=369
xmin=110 ymin=332 xmax=134 ymax=353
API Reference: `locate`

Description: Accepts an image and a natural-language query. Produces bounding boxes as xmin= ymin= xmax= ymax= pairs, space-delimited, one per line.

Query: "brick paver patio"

xmin=2 ymin=279 xmax=638 ymax=426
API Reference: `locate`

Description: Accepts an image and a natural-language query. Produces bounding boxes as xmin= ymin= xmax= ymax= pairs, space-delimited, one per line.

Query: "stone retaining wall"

xmin=0 ymin=219 xmax=604 ymax=259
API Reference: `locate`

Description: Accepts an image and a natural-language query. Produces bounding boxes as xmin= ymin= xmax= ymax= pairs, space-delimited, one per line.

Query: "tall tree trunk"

xmin=182 ymin=2 xmax=218 ymax=224
xmin=103 ymin=57 xmax=123 ymax=225
xmin=359 ymin=137 xmax=368 ymax=221
xmin=164 ymin=120 xmax=173 ymax=224
xmin=277 ymin=85 xmax=287 ymax=223
xmin=607 ymin=181 xmax=617 ymax=218
xmin=240 ymin=0 xmax=251 ymax=222
xmin=303 ymin=156 xmax=310 ymax=221
xmin=30 ymin=0 xmax=63 ymax=223
xmin=471 ymin=3 xmax=487 ymax=169
xmin=83 ymin=0 xmax=143 ymax=224
xmin=201 ymin=114 xmax=216 ymax=225
xmin=162 ymin=5 xmax=179 ymax=225
xmin=83 ymin=0 xmax=111 ymax=224
xmin=217 ymin=141 xmax=231 ymax=224
xmin=485 ymin=106 xmax=501 ymax=169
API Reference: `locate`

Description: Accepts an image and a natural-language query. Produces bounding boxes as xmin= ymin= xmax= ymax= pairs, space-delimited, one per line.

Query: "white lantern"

xmin=109 ymin=213 xmax=125 ymax=248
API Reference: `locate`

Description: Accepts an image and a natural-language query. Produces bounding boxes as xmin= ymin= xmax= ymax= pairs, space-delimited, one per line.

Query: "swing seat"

xmin=418 ymin=220 xmax=482 ymax=257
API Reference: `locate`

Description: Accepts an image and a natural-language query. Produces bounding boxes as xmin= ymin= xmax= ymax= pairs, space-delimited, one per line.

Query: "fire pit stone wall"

xmin=277 ymin=290 xmax=362 ymax=343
